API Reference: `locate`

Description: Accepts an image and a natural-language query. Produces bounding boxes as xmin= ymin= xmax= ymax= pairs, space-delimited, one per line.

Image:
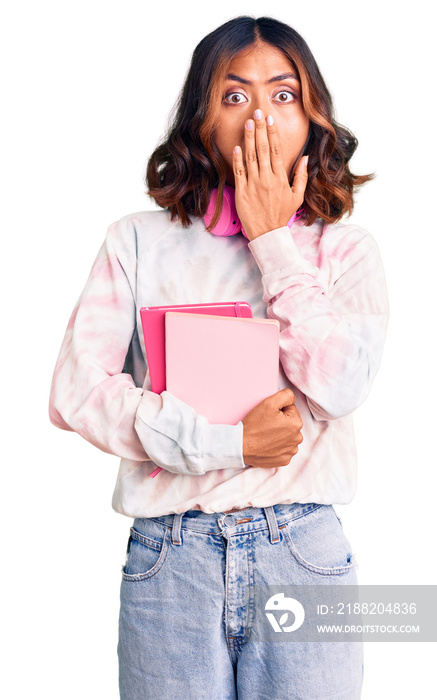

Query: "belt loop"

xmin=171 ymin=513 xmax=183 ymax=545
xmin=264 ymin=506 xmax=280 ymax=544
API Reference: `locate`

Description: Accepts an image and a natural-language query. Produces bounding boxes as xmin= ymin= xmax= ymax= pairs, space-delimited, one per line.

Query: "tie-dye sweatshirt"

xmin=49 ymin=210 xmax=389 ymax=517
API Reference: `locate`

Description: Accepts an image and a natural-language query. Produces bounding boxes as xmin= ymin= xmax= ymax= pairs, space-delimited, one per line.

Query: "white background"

xmin=2 ymin=1 xmax=436 ymax=698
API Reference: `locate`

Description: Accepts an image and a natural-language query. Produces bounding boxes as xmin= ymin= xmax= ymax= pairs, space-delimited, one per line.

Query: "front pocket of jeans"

xmin=280 ymin=505 xmax=355 ymax=576
xmin=122 ymin=526 xmax=170 ymax=582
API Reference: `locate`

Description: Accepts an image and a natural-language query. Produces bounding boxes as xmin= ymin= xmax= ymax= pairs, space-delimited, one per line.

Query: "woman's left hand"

xmin=232 ymin=110 xmax=308 ymax=241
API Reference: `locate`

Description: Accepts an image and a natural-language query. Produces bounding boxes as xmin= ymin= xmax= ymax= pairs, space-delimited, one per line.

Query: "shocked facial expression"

xmin=213 ymin=41 xmax=310 ymax=186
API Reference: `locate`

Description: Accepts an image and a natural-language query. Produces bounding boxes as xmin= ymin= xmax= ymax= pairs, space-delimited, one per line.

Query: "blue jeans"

xmin=118 ymin=503 xmax=363 ymax=699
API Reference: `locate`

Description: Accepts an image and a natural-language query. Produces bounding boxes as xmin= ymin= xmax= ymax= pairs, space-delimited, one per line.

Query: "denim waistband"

xmin=134 ymin=502 xmax=324 ymax=547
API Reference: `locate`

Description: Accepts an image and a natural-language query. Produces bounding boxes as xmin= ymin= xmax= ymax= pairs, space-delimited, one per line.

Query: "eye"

xmin=274 ymin=91 xmax=296 ymax=103
xmin=223 ymin=92 xmax=248 ymax=105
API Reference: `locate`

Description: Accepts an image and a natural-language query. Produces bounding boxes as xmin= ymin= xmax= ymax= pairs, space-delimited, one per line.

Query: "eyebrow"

xmin=225 ymin=72 xmax=299 ymax=85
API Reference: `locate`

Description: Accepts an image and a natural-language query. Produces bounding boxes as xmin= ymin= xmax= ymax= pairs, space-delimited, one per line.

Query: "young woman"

xmin=49 ymin=15 xmax=389 ymax=699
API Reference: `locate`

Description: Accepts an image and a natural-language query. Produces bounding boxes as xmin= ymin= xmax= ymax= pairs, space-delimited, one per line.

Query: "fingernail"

xmin=266 ymin=114 xmax=274 ymax=126
xmin=246 ymin=120 xmax=254 ymax=130
xmin=233 ymin=146 xmax=241 ymax=154
xmin=304 ymin=155 xmax=309 ymax=166
xmin=254 ymin=109 xmax=262 ymax=120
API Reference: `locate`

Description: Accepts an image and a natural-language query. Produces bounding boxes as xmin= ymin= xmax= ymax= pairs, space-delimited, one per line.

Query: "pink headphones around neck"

xmin=204 ymin=185 xmax=301 ymax=239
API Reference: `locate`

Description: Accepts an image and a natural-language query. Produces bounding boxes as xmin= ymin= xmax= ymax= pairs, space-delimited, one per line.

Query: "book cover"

xmin=165 ymin=312 xmax=280 ymax=425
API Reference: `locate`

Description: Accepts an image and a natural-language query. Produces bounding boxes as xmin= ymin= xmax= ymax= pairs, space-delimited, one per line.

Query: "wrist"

xmin=241 ymin=211 xmax=298 ymax=241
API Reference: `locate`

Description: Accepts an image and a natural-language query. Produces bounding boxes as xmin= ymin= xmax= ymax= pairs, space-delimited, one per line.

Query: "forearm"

xmin=50 ymin=367 xmax=245 ymax=475
xmin=248 ymin=226 xmax=389 ymax=419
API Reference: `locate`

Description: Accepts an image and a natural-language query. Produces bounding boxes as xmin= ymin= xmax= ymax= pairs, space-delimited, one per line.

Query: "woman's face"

xmin=213 ymin=41 xmax=310 ymax=186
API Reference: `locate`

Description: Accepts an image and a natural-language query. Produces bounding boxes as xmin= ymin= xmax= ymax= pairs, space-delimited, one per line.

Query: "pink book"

xmin=165 ymin=312 xmax=280 ymax=425
xmin=140 ymin=302 xmax=252 ymax=395
xmin=140 ymin=302 xmax=253 ymax=478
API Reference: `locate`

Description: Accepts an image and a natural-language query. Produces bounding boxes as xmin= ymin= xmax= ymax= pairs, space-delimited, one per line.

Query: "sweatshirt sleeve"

xmin=248 ymin=224 xmax=389 ymax=420
xmin=49 ymin=219 xmax=245 ymax=475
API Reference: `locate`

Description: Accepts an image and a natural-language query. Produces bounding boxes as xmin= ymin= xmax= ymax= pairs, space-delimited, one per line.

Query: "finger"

xmin=253 ymin=109 xmax=271 ymax=174
xmin=283 ymin=408 xmax=303 ymax=432
xmin=244 ymin=119 xmax=259 ymax=177
xmin=265 ymin=114 xmax=285 ymax=176
xmin=282 ymin=404 xmax=300 ymax=416
xmin=290 ymin=155 xmax=309 ymax=204
xmin=270 ymin=387 xmax=296 ymax=409
xmin=232 ymin=145 xmax=247 ymax=188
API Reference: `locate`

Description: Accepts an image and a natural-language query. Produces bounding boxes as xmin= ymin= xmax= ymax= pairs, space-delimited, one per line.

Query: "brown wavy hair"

xmin=146 ymin=16 xmax=373 ymax=228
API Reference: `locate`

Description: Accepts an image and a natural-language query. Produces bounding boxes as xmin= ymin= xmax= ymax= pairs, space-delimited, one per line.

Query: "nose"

xmin=239 ymin=100 xmax=271 ymax=140
xmin=252 ymin=95 xmax=271 ymax=119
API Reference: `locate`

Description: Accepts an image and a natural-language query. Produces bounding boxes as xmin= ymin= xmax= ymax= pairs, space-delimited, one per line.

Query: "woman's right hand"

xmin=242 ymin=388 xmax=303 ymax=468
